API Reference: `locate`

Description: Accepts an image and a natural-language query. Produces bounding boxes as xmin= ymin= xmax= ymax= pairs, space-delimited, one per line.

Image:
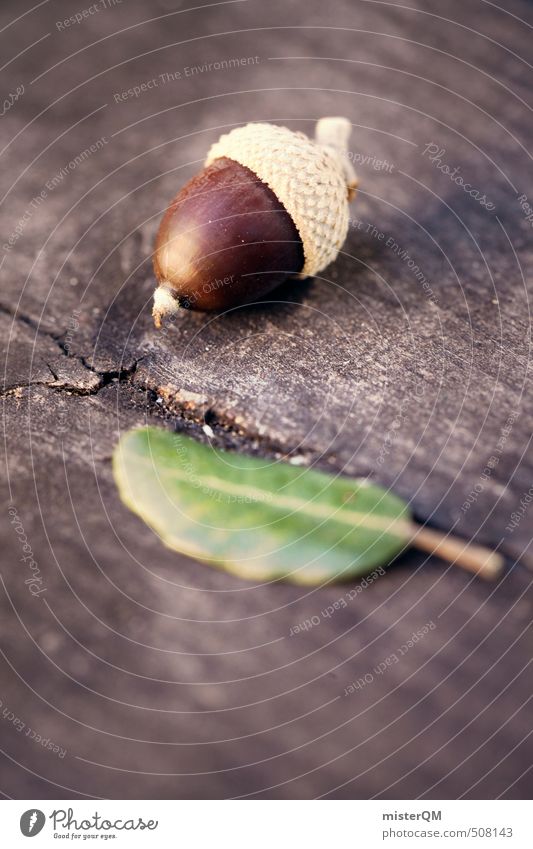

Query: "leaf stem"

xmin=409 ymin=524 xmax=504 ymax=580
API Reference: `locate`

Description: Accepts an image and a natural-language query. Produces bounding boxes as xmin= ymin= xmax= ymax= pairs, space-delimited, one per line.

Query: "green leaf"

xmin=113 ymin=427 xmax=413 ymax=585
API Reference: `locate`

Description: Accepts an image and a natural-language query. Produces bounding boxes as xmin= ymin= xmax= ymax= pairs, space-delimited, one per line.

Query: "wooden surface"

xmin=1 ymin=0 xmax=532 ymax=799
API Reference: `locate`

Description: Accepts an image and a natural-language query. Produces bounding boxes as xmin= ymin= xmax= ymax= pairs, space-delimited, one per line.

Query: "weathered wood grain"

xmin=0 ymin=0 xmax=532 ymax=799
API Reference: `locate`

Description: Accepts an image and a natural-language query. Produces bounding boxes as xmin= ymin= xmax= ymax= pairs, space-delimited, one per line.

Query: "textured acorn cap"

xmin=205 ymin=118 xmax=357 ymax=277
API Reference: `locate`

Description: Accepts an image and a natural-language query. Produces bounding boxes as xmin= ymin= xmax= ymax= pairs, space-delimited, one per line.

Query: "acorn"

xmin=152 ymin=118 xmax=358 ymax=325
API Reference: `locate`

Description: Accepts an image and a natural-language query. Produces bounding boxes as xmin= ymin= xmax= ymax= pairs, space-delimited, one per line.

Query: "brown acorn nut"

xmin=153 ymin=157 xmax=304 ymax=314
xmin=152 ymin=118 xmax=357 ymax=325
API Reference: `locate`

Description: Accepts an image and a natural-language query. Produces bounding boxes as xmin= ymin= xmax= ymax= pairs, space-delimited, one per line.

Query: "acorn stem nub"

xmin=315 ymin=117 xmax=358 ymax=200
xmin=152 ymin=284 xmax=179 ymax=328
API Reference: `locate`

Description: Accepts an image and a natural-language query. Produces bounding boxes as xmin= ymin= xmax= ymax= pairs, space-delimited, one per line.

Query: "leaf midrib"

xmin=124 ymin=447 xmax=412 ymax=540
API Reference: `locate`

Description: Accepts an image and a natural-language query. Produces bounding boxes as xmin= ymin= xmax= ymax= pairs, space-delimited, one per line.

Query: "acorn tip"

xmin=152 ymin=285 xmax=179 ymax=328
